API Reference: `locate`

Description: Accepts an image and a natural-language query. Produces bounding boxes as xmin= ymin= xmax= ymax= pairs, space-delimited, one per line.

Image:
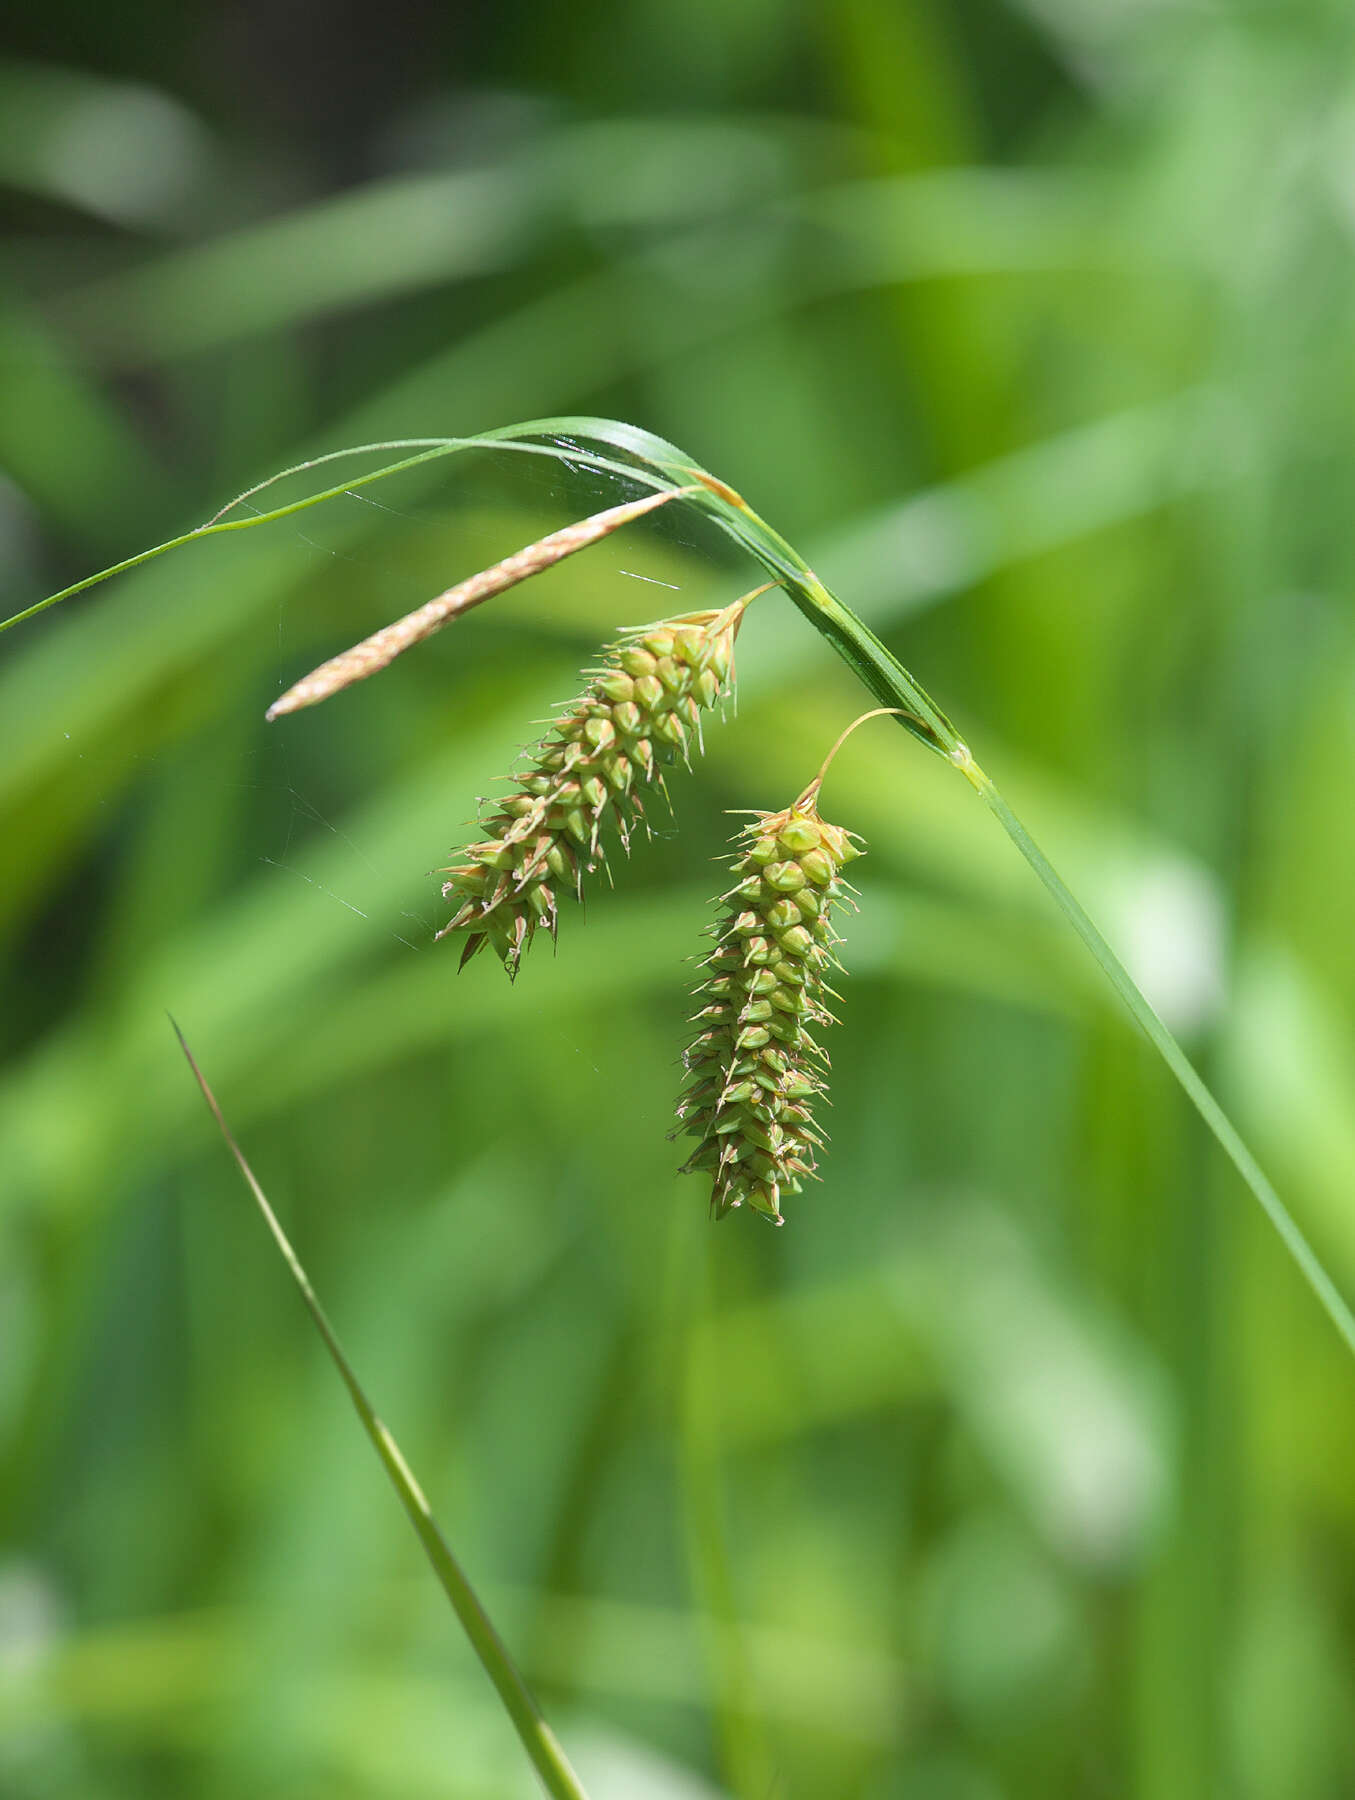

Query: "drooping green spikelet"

xmin=438 ymin=598 xmax=748 ymax=976
xmin=676 ymin=793 xmax=863 ymax=1225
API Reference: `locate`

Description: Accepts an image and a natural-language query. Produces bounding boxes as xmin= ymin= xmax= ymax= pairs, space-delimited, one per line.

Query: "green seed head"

xmin=438 ymin=598 xmax=748 ymax=977
xmin=676 ymin=795 xmax=862 ymax=1224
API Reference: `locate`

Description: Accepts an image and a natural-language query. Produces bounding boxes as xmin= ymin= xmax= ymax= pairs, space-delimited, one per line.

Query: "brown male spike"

xmin=266 ymin=487 xmax=698 ymax=720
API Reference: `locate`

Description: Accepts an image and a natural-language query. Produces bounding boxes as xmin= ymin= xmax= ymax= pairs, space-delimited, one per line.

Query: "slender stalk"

xmin=963 ymin=766 xmax=1355 ymax=1357
xmin=0 ymin=433 xmax=678 ymax=637
xmin=0 ymin=444 xmax=467 ymax=636
xmin=170 ymin=1019 xmax=590 ymax=1800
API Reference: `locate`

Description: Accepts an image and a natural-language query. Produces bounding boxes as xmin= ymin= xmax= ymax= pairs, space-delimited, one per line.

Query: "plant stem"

xmin=963 ymin=761 xmax=1355 ymax=1357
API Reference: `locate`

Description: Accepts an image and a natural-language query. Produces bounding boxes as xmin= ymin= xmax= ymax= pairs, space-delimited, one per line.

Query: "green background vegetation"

xmin=4 ymin=1 xmax=1355 ymax=1794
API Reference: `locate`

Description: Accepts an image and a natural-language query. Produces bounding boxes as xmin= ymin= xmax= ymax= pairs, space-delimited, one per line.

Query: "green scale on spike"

xmin=676 ymin=795 xmax=862 ymax=1224
xmin=438 ymin=599 xmax=746 ymax=977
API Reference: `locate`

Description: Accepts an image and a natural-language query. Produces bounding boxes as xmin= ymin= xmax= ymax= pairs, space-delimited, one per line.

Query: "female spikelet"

xmin=438 ymin=596 xmax=750 ymax=976
xmin=676 ymin=784 xmax=862 ymax=1225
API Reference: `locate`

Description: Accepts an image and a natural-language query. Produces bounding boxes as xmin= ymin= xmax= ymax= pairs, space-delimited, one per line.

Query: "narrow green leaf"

xmin=170 ymin=1019 xmax=591 ymax=1800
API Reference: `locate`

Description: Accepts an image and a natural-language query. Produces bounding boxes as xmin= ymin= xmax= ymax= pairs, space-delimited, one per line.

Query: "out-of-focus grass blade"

xmin=789 ymin=165 xmax=1181 ymax=278
xmin=52 ymin=168 xmax=542 ymax=361
xmin=169 ymin=1019 xmax=590 ymax=1800
xmin=0 ymin=57 xmax=211 ymax=229
xmin=45 ymin=130 xmax=1156 ymax=371
xmin=1 ymin=1581 xmax=911 ymax=1748
xmin=806 ymin=387 xmax=1239 ymax=631
xmin=0 ymin=294 xmax=176 ymax=546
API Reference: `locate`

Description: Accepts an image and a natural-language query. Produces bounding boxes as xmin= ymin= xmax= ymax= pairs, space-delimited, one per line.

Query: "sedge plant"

xmin=10 ymin=416 xmax=1355 ymax=1798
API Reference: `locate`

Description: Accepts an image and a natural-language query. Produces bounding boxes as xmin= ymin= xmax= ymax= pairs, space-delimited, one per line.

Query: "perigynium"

xmin=675 ymin=785 xmax=863 ymax=1226
xmin=438 ymin=594 xmax=754 ymax=976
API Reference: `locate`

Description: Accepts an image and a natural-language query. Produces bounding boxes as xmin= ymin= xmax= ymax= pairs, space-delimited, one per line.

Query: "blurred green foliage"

xmin=4 ymin=1 xmax=1355 ymax=1795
